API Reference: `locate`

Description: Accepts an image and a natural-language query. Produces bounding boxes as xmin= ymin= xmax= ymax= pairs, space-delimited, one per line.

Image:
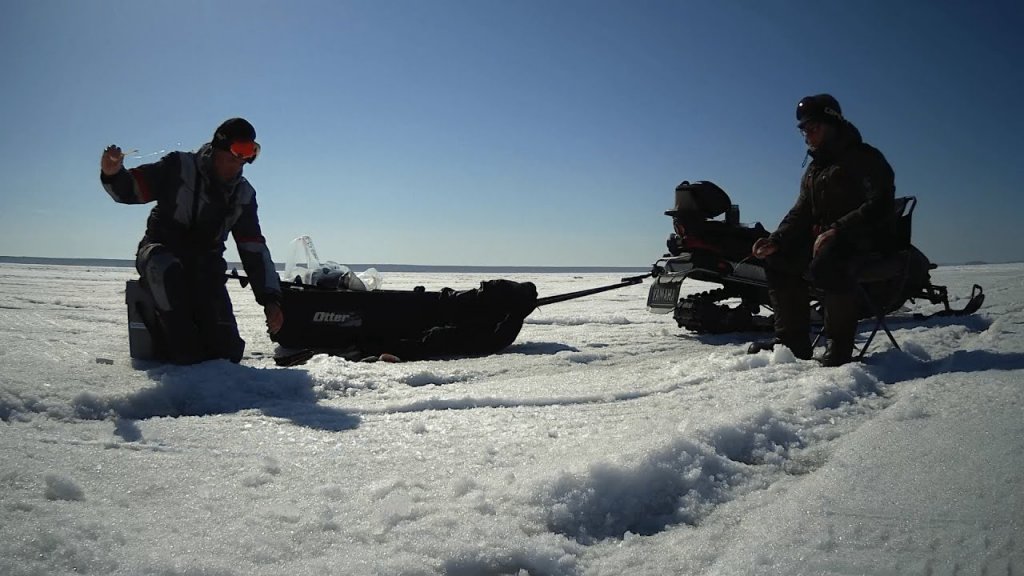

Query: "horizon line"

xmin=0 ymin=255 xmax=652 ymax=273
xmin=1 ymin=255 xmax=1017 ymax=270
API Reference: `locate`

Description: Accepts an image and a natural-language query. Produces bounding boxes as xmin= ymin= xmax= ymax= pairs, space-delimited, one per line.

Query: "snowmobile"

xmin=646 ymin=180 xmax=985 ymax=334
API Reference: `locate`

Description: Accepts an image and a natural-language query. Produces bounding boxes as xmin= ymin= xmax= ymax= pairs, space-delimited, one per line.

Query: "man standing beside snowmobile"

xmin=100 ymin=117 xmax=284 ymax=364
xmin=749 ymin=94 xmax=897 ymax=366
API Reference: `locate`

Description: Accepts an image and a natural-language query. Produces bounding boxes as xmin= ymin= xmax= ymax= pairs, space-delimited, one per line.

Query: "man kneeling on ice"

xmin=100 ymin=118 xmax=284 ymax=364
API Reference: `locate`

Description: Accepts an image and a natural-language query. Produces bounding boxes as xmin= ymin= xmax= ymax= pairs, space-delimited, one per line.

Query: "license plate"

xmin=647 ymin=278 xmax=682 ymax=312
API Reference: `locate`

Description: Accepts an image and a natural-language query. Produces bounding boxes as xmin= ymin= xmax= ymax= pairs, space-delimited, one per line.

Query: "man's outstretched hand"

xmin=264 ymin=302 xmax=284 ymax=335
xmin=101 ymin=145 xmax=124 ymax=176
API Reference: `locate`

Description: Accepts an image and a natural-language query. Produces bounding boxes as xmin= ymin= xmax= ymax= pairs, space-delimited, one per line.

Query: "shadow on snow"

xmin=71 ymin=361 xmax=361 ymax=432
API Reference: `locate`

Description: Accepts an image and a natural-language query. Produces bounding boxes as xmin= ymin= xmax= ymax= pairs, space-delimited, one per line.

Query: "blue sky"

xmin=1 ymin=1 xmax=1021 ymax=266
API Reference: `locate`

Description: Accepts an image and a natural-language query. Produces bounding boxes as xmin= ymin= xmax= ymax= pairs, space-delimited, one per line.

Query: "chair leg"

xmin=855 ymin=283 xmax=903 ymax=360
xmin=812 ymin=329 xmax=825 ymax=349
xmin=880 ymin=317 xmax=901 ymax=350
xmin=856 ymin=308 xmax=901 ymax=361
xmin=857 ymin=326 xmax=877 ymax=361
xmin=810 ymin=302 xmax=826 ymax=348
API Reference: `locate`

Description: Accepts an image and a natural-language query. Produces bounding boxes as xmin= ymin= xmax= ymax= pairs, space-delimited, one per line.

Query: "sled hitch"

xmin=535 ymin=272 xmax=652 ymax=307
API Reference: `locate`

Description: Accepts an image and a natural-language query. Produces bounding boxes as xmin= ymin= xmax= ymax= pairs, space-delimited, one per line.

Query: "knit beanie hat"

xmin=796 ymin=94 xmax=843 ymax=128
xmin=212 ymin=117 xmax=256 ymax=149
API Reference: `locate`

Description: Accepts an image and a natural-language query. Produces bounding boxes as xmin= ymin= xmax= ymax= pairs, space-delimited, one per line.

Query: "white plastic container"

xmin=281 ymin=235 xmax=382 ymax=290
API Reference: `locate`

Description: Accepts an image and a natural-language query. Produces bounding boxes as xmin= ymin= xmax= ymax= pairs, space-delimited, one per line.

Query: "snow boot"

xmin=746 ymin=336 xmax=812 ymax=360
xmin=819 ymin=341 xmax=854 ymax=367
xmin=749 ymin=263 xmax=812 ymax=360
xmin=818 ymin=290 xmax=859 ymax=367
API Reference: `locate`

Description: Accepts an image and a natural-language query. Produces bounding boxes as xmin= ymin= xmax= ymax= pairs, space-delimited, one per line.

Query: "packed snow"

xmin=0 ymin=262 xmax=1021 ymax=575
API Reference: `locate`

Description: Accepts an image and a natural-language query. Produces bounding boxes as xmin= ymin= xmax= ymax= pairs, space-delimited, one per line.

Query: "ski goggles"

xmin=226 ymin=140 xmax=260 ymax=163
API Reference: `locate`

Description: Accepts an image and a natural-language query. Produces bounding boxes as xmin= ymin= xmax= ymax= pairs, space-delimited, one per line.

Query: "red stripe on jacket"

xmin=129 ymin=168 xmax=153 ymax=203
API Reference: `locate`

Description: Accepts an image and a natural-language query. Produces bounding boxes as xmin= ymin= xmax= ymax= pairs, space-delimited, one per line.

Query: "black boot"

xmin=747 ymin=338 xmax=777 ymax=355
xmin=819 ymin=291 xmax=859 ymax=367
xmin=820 ymin=341 xmax=854 ymax=367
xmin=748 ymin=260 xmax=812 ymax=360
xmin=747 ymin=336 xmax=812 ymax=360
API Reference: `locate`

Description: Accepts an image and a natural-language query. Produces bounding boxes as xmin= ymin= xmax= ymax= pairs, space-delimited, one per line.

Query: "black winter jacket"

xmin=771 ymin=122 xmax=897 ymax=253
xmin=101 ymin=144 xmax=281 ymax=305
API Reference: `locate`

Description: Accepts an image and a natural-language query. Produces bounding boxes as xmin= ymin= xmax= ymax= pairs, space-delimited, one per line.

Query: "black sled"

xmin=270 ymin=278 xmax=539 ymax=365
xmin=244 ymin=272 xmax=647 ymax=366
xmin=646 ymin=180 xmax=985 ymax=334
xmin=126 ymin=269 xmax=646 ymax=367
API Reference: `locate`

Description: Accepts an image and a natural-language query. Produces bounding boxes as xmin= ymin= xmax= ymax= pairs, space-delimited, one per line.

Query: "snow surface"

xmin=0 ymin=262 xmax=1021 ymax=575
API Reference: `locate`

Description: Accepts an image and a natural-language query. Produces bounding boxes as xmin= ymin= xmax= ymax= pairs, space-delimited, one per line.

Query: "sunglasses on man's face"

xmin=799 ymin=122 xmax=824 ymax=136
xmin=228 ymin=140 xmax=260 ymax=163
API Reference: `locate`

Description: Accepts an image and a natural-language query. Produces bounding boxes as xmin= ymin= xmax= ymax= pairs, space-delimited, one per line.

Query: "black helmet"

xmin=796 ymin=94 xmax=843 ymax=128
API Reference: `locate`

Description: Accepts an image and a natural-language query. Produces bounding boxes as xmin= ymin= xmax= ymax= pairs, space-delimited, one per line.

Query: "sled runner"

xmin=646 ymin=180 xmax=985 ymax=334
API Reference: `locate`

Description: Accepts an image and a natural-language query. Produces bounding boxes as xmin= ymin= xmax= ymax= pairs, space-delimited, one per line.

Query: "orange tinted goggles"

xmin=228 ymin=140 xmax=260 ymax=163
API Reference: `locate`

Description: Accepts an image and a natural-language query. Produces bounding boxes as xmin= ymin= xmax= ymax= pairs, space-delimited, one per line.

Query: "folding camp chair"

xmin=813 ymin=197 xmax=918 ymax=361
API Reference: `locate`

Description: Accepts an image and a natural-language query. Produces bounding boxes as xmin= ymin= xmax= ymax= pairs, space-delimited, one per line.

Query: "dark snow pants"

xmin=136 ymin=243 xmax=245 ymax=364
xmin=765 ymin=233 xmax=863 ymax=352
